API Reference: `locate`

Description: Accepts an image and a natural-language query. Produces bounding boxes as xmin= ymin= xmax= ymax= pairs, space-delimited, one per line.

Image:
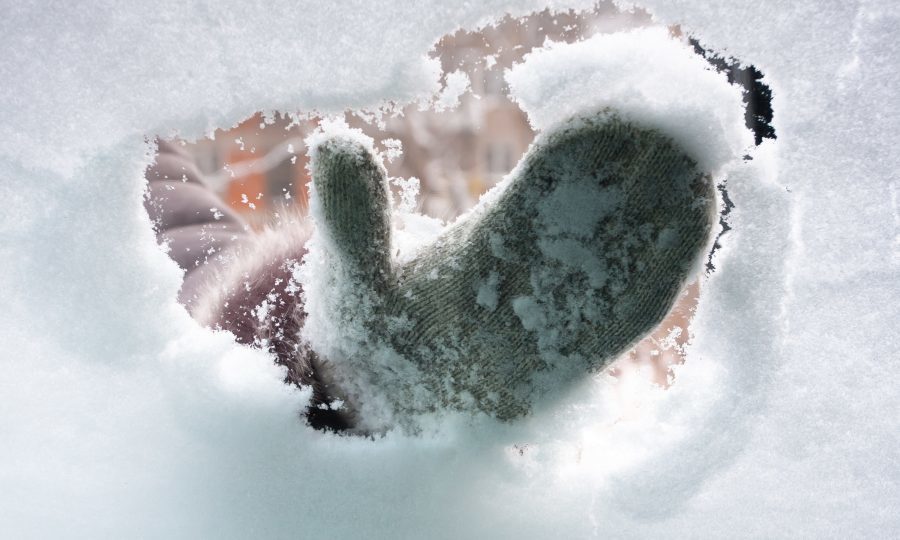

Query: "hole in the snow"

xmin=144 ymin=2 xmax=773 ymax=433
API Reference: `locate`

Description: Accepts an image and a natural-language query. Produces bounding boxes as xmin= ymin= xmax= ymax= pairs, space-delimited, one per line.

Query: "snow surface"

xmin=1 ymin=1 xmax=898 ymax=538
xmin=506 ymin=28 xmax=752 ymax=172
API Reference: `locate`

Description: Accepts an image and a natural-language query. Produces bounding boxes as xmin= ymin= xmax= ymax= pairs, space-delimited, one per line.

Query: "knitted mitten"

xmin=304 ymin=111 xmax=715 ymax=428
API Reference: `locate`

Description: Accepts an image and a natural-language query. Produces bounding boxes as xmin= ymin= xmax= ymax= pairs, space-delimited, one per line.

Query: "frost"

xmin=537 ymin=181 xmax=623 ymax=238
xmin=382 ymin=137 xmax=403 ymax=162
xmin=390 ymin=175 xmax=420 ymax=213
xmin=475 ymin=271 xmax=501 ymax=311
xmin=1 ymin=1 xmax=897 ymax=538
xmin=433 ymin=70 xmax=471 ymax=111
xmin=511 ymin=295 xmax=543 ymax=331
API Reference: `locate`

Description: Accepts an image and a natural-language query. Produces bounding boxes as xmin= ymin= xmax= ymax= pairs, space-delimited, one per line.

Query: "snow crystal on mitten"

xmin=302 ymin=110 xmax=715 ymax=429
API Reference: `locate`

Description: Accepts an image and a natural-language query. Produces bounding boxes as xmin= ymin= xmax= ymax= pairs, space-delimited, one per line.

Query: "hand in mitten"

xmin=304 ymin=110 xmax=715 ymax=429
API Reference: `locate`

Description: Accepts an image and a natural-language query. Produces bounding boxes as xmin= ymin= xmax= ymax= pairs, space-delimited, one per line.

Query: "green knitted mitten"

xmin=304 ymin=111 xmax=714 ymax=428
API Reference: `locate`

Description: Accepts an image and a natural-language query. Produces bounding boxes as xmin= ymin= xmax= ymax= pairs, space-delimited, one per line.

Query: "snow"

xmin=1 ymin=1 xmax=898 ymax=538
xmin=434 ymin=70 xmax=472 ymax=111
xmin=506 ymin=27 xmax=752 ymax=173
xmin=475 ymin=271 xmax=501 ymax=311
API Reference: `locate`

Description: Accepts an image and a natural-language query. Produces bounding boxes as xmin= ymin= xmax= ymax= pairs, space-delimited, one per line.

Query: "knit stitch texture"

xmin=306 ymin=111 xmax=715 ymax=427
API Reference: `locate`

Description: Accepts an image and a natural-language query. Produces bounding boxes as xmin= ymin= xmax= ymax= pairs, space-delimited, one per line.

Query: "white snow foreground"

xmin=0 ymin=2 xmax=897 ymax=538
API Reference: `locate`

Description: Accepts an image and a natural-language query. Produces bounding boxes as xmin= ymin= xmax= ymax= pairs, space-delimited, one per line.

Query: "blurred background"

xmin=164 ymin=1 xmax=771 ymax=393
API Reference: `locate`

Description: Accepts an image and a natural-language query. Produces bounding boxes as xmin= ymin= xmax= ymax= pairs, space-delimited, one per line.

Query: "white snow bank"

xmin=0 ymin=0 xmax=897 ymax=538
xmin=506 ymin=27 xmax=753 ymax=173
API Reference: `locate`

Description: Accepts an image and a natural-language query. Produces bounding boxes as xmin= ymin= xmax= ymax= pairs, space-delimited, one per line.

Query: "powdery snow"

xmin=505 ymin=27 xmax=752 ymax=173
xmin=0 ymin=1 xmax=896 ymax=538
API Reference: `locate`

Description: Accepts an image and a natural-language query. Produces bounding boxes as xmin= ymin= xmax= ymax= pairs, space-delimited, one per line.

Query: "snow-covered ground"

xmin=1 ymin=1 xmax=897 ymax=537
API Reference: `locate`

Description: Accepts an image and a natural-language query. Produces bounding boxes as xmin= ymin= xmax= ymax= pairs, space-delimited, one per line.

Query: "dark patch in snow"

xmin=690 ymin=38 xmax=776 ymax=145
xmin=706 ymin=181 xmax=735 ymax=273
